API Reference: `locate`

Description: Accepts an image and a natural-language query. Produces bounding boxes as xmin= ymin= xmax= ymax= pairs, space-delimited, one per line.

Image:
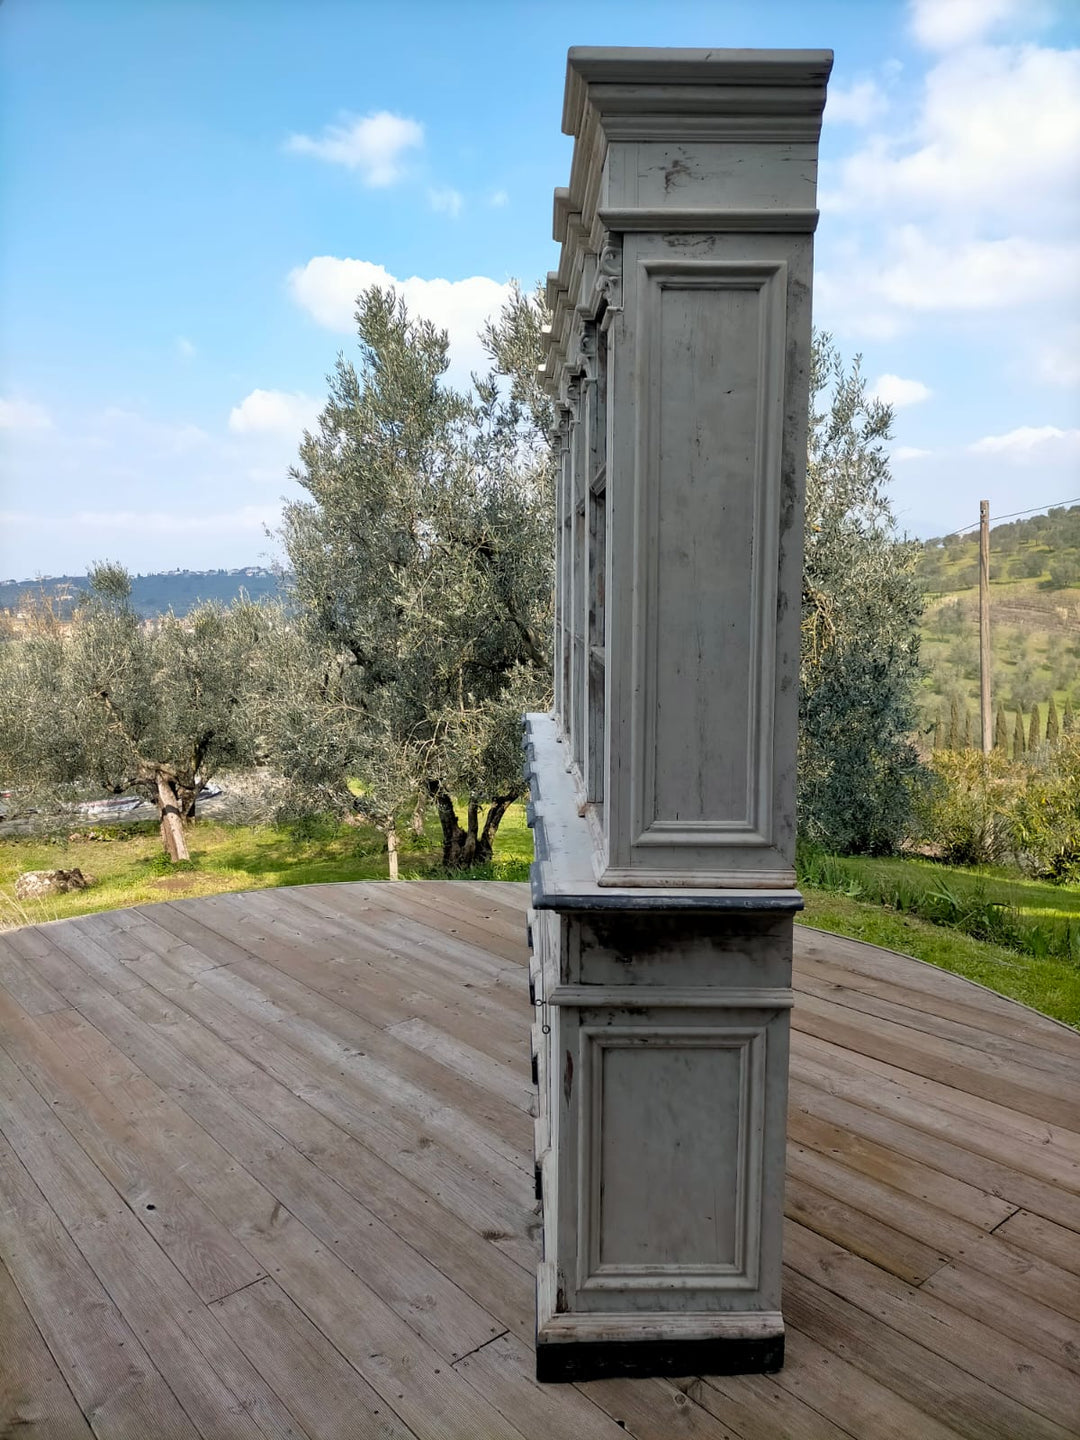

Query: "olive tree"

xmin=275 ymin=283 xmax=554 ymax=869
xmin=0 ymin=564 xmax=270 ymax=861
xmin=798 ymin=335 xmax=925 ymax=854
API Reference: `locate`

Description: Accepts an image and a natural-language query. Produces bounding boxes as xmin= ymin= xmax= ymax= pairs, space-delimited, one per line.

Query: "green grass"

xmin=796 ymin=888 xmax=1080 ymax=1029
xmin=798 ymin=848 xmax=1080 ymax=960
xmin=0 ymin=803 xmax=535 ymax=931
xmin=796 ymin=850 xmax=1080 ymax=1028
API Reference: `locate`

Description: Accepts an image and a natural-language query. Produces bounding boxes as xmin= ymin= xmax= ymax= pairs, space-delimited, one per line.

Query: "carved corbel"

xmin=595 ymin=237 xmax=623 ymax=318
xmin=550 ymin=402 xmax=572 ymax=449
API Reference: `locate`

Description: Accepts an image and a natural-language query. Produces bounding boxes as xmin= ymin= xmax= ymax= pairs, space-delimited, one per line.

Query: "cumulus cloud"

xmin=893 ymin=446 xmax=933 ymax=462
xmin=831 ymin=44 xmax=1080 ymax=226
xmin=286 ymin=111 xmax=424 ymax=187
xmin=428 ymin=186 xmax=464 ymax=218
xmin=228 ymin=388 xmax=322 ymax=436
xmin=827 ymin=78 xmax=889 ymax=127
xmin=969 ymin=425 xmax=1080 ymax=460
xmin=872 ymin=374 xmax=932 ymax=408
xmin=0 ymin=396 xmax=52 ymax=431
xmin=817 ymin=227 xmax=1080 ymax=336
xmin=908 ymin=0 xmax=1028 ymax=51
xmin=877 ymin=230 xmax=1079 ymax=311
xmin=288 ymin=256 xmax=513 ymax=380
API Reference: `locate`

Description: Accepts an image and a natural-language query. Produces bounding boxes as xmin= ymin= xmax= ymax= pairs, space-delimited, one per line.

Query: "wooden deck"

xmin=0 ymin=881 xmax=1078 ymax=1439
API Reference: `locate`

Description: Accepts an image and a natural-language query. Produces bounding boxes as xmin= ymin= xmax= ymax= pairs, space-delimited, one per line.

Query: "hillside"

xmin=0 ymin=567 xmax=282 ymax=621
xmin=917 ymin=504 xmax=1080 ymax=739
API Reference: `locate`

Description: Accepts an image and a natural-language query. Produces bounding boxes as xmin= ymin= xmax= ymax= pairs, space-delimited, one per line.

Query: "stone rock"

xmin=14 ymin=868 xmax=94 ymax=900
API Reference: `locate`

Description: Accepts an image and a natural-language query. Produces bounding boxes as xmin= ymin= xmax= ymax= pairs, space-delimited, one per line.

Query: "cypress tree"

xmin=933 ymin=713 xmax=945 ymax=751
xmin=1029 ymin=704 xmax=1042 ymax=750
xmin=1014 ymin=708 xmax=1026 ymax=759
xmin=1047 ymin=694 xmax=1060 ymax=745
xmin=995 ymin=705 xmax=1008 ymax=752
xmin=963 ymin=706 xmax=973 ymax=750
xmin=948 ymin=694 xmax=963 ymax=751
xmin=1065 ymin=694 xmax=1075 ymax=734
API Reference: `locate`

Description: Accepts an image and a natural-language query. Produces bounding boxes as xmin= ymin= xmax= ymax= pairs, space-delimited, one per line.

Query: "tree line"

xmin=933 ymin=694 xmax=1076 ymax=756
xmin=0 ymin=285 xmax=923 ymax=871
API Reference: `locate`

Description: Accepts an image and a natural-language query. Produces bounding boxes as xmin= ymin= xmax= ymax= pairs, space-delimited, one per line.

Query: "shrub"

xmin=1011 ymin=736 xmax=1080 ymax=881
xmin=915 ymin=750 xmax=1019 ymax=866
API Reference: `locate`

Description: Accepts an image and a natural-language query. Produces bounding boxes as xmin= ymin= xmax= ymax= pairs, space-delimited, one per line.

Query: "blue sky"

xmin=1 ymin=0 xmax=1078 ymax=578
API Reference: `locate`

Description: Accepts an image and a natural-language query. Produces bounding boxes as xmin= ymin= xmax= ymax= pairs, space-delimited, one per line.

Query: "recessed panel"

xmin=597 ymin=1041 xmax=745 ymax=1269
xmin=652 ymin=279 xmax=760 ymax=826
xmin=632 ymin=260 xmax=786 ymax=858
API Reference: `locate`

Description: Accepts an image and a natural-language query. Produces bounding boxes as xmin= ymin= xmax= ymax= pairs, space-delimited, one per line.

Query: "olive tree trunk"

xmin=155 ymin=773 xmax=191 ymax=863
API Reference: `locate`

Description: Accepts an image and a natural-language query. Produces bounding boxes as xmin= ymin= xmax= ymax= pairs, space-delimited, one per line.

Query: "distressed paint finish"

xmin=529 ymin=45 xmax=830 ymax=1382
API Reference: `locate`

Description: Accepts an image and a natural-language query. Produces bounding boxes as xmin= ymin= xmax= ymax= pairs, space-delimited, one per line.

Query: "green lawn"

xmin=796 ymin=851 xmax=1080 ymax=1029
xmin=796 ymin=888 xmax=1080 ymax=1030
xmin=0 ymin=803 xmax=534 ymax=931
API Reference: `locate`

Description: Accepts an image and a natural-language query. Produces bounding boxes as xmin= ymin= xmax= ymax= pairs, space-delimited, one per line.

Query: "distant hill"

xmin=918 ymin=503 xmax=1080 ymax=596
xmin=0 ymin=568 xmax=283 ymax=620
xmin=916 ymin=505 xmax=1080 ymax=737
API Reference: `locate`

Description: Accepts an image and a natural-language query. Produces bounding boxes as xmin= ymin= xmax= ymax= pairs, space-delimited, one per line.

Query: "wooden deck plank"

xmin=10 ymin=928 xmax=532 ymax=1348
xmin=791 ymin=1034 xmax=1080 ymax=1191
xmin=785 ymin=1220 xmax=1080 ymax=1430
xmin=0 ymin=1132 xmax=202 ymax=1440
xmin=211 ymin=1277 xmax=421 ymax=1440
xmin=794 ymin=970 xmax=1080 ymax=1081
xmin=794 ymin=927 xmax=1078 ymax=1039
xmin=0 ymin=932 xmax=70 ymax=1016
xmin=2 ymin=882 xmax=1079 ymax=1440
xmin=783 ymin=1265 xmax=1078 ymax=1440
xmin=0 ymin=1255 xmax=96 ymax=1439
xmin=793 ymin=948 xmax=1080 ymax=1060
xmin=0 ymin=1045 xmax=313 ymax=1440
xmin=788 ymin=1075 xmax=1080 ymax=1233
xmin=792 ymin=991 xmax=1080 ymax=1132
xmin=674 ymin=1370 xmax=854 ymax=1440
xmin=920 ymin=1263 xmax=1080 ymax=1375
xmin=450 ymin=1331 xmax=653 ymax=1440
xmin=786 ymin=1112 xmax=1018 ymax=1232
xmin=767 ymin=1323 xmax=967 ymax=1440
xmin=992 ymin=1209 xmax=1080 ymax=1276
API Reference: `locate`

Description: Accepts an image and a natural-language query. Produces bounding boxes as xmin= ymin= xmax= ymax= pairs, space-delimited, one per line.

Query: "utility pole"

xmin=980 ymin=499 xmax=992 ymax=753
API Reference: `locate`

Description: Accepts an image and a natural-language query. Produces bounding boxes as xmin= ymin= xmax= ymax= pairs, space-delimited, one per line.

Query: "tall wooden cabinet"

xmin=525 ymin=46 xmax=831 ymax=1382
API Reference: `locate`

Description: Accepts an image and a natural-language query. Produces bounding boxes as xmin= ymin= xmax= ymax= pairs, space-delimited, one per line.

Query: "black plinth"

xmin=535 ymin=1332 xmax=785 ymax=1383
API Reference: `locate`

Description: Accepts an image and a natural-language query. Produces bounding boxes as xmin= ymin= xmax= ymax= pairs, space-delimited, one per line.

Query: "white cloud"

xmin=288 ymin=257 xmax=512 ymax=380
xmin=893 ymin=446 xmax=933 ymax=462
xmin=428 ymin=186 xmax=464 ymax=218
xmin=879 ymin=230 xmax=1080 ymax=311
xmin=818 ymin=228 xmax=1080 ymax=335
xmin=0 ymin=396 xmax=52 ymax=431
xmin=228 ymin=388 xmax=322 ymax=436
xmin=969 ymin=425 xmax=1080 ymax=460
xmin=489 ymin=189 xmax=509 ymax=208
xmin=909 ymin=0 xmax=1028 ymax=51
xmin=872 ymin=374 xmax=932 ymax=408
xmin=827 ymin=79 xmax=888 ymax=127
xmin=829 ymin=44 xmax=1080 ymax=226
xmin=176 ymin=336 xmax=197 ymax=361
xmin=285 ymin=111 xmax=423 ymax=187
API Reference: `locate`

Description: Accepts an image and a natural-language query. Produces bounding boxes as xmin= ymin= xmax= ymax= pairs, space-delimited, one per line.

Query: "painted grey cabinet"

xmin=526 ymin=46 xmax=830 ymax=1383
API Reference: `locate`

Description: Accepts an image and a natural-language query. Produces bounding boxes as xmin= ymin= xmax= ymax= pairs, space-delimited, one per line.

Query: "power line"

xmin=955 ymin=497 xmax=1080 ymax=535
